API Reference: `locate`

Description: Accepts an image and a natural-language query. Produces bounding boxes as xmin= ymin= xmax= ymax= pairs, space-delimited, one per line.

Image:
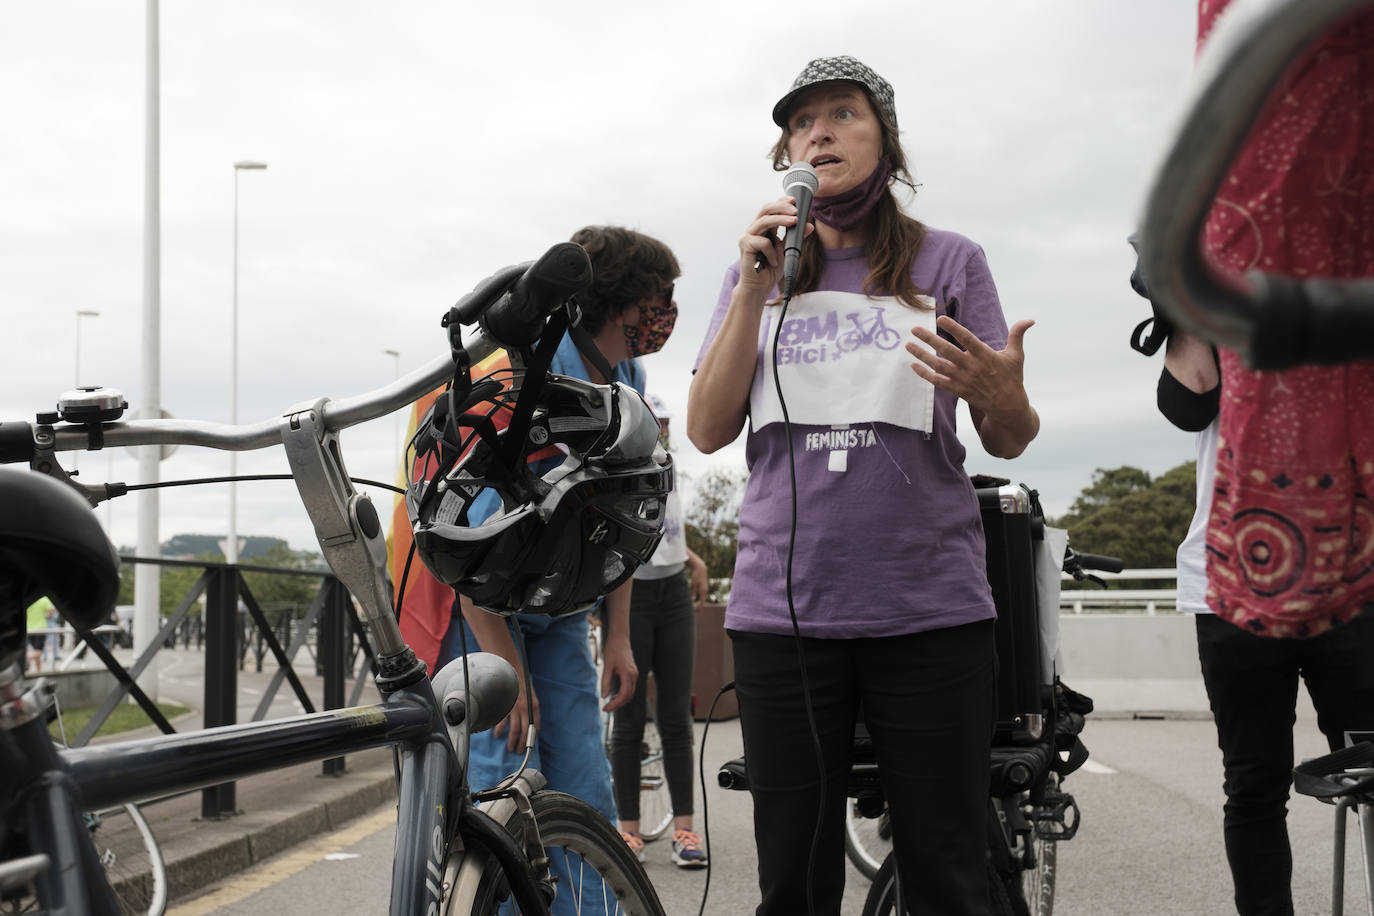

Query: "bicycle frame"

xmin=1294 ymin=744 xmax=1374 ymax=916
xmin=1328 ymin=790 xmax=1374 ymax=916
xmin=1 ymin=319 xmax=568 ymax=914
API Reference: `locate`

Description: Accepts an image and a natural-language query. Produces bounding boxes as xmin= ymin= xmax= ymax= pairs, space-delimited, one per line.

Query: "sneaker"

xmin=670 ymin=829 xmax=708 ymax=868
xmin=620 ymin=830 xmax=646 ymax=863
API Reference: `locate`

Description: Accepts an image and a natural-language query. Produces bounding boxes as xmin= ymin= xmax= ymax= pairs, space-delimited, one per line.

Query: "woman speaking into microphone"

xmin=687 ymin=56 xmax=1038 ymax=915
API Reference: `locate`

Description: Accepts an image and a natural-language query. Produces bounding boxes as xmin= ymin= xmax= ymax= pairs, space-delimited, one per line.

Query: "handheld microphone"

xmin=779 ymin=162 xmax=818 ymax=301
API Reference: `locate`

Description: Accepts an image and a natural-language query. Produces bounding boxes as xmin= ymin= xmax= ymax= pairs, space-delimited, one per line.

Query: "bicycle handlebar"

xmin=1135 ymin=0 xmax=1374 ymax=370
xmin=2 ymin=243 xmax=586 ymax=672
xmin=453 ymin=241 xmax=593 ymax=348
xmin=1067 ymin=551 xmax=1125 ymax=575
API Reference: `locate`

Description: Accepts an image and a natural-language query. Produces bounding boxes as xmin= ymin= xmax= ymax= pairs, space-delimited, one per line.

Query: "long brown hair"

xmin=768 ymin=86 xmax=930 ymax=309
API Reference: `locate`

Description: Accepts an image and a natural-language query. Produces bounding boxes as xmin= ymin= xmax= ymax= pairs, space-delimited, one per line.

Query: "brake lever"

xmin=28 ymin=423 xmax=106 ymax=507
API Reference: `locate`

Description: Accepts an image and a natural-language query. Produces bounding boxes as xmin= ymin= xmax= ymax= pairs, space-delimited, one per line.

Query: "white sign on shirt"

xmin=749 ymin=290 xmax=937 ymax=434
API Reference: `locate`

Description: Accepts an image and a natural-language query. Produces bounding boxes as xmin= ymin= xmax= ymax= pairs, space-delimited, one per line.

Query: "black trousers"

xmin=1196 ymin=609 xmax=1374 ymax=916
xmin=609 ymin=572 xmax=698 ymax=820
xmin=731 ymin=620 xmax=996 ymax=916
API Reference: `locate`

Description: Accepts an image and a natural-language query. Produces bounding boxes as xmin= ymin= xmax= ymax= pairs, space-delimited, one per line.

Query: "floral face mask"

xmin=624 ymin=297 xmax=677 ymax=358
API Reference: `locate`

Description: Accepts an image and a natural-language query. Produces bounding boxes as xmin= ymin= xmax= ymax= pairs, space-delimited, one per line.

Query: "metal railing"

xmin=1060 ymin=568 xmax=1179 ymax=615
xmin=54 ymin=556 xmax=378 ymax=818
xmin=706 ymin=570 xmax=1184 ymax=615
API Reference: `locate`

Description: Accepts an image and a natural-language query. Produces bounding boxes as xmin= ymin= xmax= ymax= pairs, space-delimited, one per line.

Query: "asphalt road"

xmin=165 ymin=688 xmax=1369 ymax=916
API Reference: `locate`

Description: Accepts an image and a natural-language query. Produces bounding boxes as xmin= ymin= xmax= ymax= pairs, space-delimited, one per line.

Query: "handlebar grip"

xmin=0 ymin=422 xmax=34 ymax=464
xmin=452 ymin=262 xmax=531 ymax=327
xmin=1073 ymin=552 xmax=1125 ymax=574
xmin=1248 ymin=272 xmax=1374 ymax=370
xmin=481 ymin=242 xmax=594 ymax=348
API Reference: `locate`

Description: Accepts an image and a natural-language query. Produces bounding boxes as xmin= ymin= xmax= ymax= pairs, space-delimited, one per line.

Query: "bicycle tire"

xmin=1021 ymin=831 xmax=1055 ymax=916
xmin=843 ymin=800 xmax=890 ymax=881
xmin=858 ymin=852 xmax=1022 ymax=916
xmin=1018 ymin=772 xmax=1060 ymax=916
xmin=635 ymin=718 xmax=673 ymax=843
xmin=446 ymin=789 xmax=666 ymax=916
xmin=0 ymin=803 xmax=166 ymax=916
xmin=89 ymin=804 xmax=168 ymax=916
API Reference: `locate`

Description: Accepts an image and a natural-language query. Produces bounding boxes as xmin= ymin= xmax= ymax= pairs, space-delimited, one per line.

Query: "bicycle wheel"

xmin=87 ymin=804 xmax=168 ymax=916
xmin=635 ymin=718 xmax=673 ymax=842
xmin=858 ymin=853 xmax=1023 ymax=916
xmin=843 ymin=800 xmax=890 ymax=881
xmin=873 ymin=327 xmax=902 ymax=350
xmin=448 ymin=790 xmax=665 ymax=916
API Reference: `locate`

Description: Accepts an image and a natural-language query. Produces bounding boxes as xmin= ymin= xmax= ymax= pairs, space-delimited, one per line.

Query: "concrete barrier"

xmin=1058 ymin=613 xmax=1209 ymax=717
xmin=43 ymin=666 xmax=120 ymax=708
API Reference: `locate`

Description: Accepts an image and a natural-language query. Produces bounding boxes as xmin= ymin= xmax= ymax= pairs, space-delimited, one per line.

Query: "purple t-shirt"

xmin=695 ymin=227 xmax=1007 ymax=638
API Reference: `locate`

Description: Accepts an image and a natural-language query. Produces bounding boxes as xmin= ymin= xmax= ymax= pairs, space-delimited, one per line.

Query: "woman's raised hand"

xmin=907 ymin=316 xmax=1039 ymax=458
xmin=906 ymin=316 xmax=1034 ymax=415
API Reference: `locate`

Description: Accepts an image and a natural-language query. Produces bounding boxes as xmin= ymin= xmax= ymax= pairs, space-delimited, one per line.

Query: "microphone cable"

xmin=769 ymin=286 xmax=828 ymax=916
xmin=693 ymin=679 xmax=736 ymax=916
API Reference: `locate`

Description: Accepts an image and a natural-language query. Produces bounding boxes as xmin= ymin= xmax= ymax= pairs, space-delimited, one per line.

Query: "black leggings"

xmin=731 ymin=621 xmax=996 ymax=916
xmin=608 ymin=572 xmax=697 ymax=820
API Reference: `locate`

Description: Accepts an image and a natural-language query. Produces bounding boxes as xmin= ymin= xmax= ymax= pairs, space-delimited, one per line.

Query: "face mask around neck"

xmin=810 ymin=156 xmax=894 ymax=232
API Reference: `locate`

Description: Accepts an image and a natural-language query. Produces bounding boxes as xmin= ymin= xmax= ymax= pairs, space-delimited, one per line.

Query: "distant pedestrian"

xmin=25 ymin=596 xmax=50 ymax=671
xmin=43 ymin=602 xmax=61 ymax=663
xmin=610 ymin=394 xmax=711 ymax=868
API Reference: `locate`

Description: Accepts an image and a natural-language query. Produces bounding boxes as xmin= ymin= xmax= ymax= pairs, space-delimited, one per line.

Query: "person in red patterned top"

xmin=1190 ymin=3 xmax=1374 ymax=914
xmin=1198 ymin=0 xmax=1374 ymax=638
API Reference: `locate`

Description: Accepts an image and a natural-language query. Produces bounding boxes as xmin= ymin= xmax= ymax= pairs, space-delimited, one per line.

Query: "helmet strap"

xmin=498 ymin=306 xmax=572 ymax=468
xmin=564 ymin=299 xmax=616 ymax=383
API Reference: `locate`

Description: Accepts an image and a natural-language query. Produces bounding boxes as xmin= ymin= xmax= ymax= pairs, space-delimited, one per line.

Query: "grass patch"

xmin=50 ymin=701 xmax=191 ymax=741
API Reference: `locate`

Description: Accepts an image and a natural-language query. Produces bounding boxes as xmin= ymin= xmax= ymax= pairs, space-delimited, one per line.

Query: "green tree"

xmin=116 ymin=540 xmax=324 ymax=619
xmin=1057 ymin=466 xmax=1154 ymax=520
xmin=240 ymin=542 xmax=325 ymax=614
xmin=682 ymin=466 xmax=746 ymax=594
xmin=1050 ymin=463 xmax=1197 ymax=577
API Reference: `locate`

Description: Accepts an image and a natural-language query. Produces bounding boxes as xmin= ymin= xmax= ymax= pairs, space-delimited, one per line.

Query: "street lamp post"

xmin=384 ymin=348 xmax=401 ymax=473
xmin=75 ymin=309 xmax=100 ymax=387
xmin=230 ymin=160 xmax=267 ymax=566
xmin=73 ymin=309 xmax=100 ymax=472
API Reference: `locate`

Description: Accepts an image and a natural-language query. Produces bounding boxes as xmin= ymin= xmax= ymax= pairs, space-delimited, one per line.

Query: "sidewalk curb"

xmin=141 ymin=748 xmax=398 ymax=905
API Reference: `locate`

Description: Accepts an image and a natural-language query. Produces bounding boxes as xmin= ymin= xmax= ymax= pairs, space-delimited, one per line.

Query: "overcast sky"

xmin=1 ymin=1 xmax=1204 ymax=556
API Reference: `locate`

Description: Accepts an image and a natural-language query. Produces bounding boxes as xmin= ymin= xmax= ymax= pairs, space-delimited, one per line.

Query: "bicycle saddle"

xmin=0 ymin=468 xmax=120 ymax=635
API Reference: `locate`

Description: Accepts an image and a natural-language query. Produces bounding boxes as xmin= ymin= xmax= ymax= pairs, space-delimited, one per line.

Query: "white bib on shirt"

xmin=749 ymin=290 xmax=937 ymax=433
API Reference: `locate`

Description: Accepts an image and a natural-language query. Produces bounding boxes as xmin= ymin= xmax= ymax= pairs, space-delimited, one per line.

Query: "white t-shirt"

xmin=1176 ymin=419 xmax=1219 ymax=614
xmin=634 ymin=482 xmax=687 ymax=581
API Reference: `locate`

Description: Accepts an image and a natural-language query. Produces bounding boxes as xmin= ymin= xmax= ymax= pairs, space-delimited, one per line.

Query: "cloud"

xmin=1 ymin=0 xmax=1202 ymax=554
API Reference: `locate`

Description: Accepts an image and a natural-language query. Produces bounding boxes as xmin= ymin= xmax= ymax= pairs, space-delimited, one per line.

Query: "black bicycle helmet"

xmin=405 ymin=370 xmax=672 ymax=617
xmin=0 ymin=468 xmax=121 ymax=657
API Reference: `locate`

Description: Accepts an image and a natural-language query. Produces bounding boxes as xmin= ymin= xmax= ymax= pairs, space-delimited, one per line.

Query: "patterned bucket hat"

xmin=772 ymin=55 xmax=897 ymax=129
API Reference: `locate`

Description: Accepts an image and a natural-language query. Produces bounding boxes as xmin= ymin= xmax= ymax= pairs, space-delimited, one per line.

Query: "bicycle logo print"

xmin=752 ymin=289 xmax=936 ymax=436
xmin=772 ymin=306 xmax=902 ymax=366
xmin=838 ymin=307 xmax=903 ymax=353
